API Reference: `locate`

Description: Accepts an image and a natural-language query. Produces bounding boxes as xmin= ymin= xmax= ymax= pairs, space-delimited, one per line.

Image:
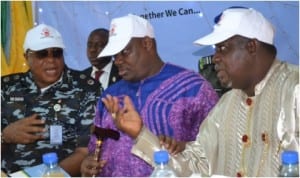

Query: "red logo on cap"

xmin=110 ymin=24 xmax=116 ymax=36
xmin=41 ymin=27 xmax=51 ymax=37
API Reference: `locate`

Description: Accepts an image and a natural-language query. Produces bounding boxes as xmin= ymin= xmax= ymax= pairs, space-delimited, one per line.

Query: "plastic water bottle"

xmin=150 ymin=150 xmax=177 ymax=177
xmin=278 ymin=150 xmax=299 ymax=177
xmin=42 ymin=152 xmax=65 ymax=177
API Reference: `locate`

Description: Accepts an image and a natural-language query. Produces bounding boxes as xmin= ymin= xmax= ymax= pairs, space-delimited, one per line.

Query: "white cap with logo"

xmin=98 ymin=14 xmax=155 ymax=58
xmin=194 ymin=8 xmax=275 ymax=45
xmin=23 ymin=24 xmax=65 ymax=52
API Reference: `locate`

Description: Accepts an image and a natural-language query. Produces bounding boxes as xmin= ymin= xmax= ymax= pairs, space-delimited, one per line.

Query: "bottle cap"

xmin=43 ymin=152 xmax=58 ymax=164
xmin=153 ymin=150 xmax=169 ymax=164
xmin=281 ymin=150 xmax=299 ymax=164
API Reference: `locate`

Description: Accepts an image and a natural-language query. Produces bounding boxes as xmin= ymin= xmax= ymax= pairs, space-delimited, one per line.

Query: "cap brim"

xmin=98 ymin=35 xmax=131 ymax=58
xmin=194 ymin=30 xmax=235 ymax=46
xmin=31 ymin=44 xmax=65 ymax=51
xmin=25 ymin=42 xmax=65 ymax=52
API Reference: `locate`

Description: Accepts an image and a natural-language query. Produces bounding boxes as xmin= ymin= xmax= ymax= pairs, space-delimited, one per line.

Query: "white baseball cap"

xmin=194 ymin=7 xmax=275 ymax=45
xmin=98 ymin=14 xmax=155 ymax=58
xmin=23 ymin=24 xmax=65 ymax=52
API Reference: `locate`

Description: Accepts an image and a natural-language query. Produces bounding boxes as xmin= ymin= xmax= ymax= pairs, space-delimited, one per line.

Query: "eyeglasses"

xmin=27 ymin=48 xmax=63 ymax=59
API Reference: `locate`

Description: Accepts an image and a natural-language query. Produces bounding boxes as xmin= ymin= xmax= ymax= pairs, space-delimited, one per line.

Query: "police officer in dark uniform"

xmin=1 ymin=24 xmax=100 ymax=176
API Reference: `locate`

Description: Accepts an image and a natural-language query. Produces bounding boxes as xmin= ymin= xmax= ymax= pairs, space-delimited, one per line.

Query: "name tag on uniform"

xmin=50 ymin=125 xmax=62 ymax=145
xmin=9 ymin=96 xmax=24 ymax=102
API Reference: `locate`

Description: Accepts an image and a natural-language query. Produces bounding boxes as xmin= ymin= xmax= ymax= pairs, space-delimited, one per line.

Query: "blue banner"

xmin=34 ymin=1 xmax=299 ymax=71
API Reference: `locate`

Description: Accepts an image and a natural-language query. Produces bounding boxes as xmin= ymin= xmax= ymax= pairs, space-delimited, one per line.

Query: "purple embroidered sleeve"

xmin=169 ymin=80 xmax=219 ymax=141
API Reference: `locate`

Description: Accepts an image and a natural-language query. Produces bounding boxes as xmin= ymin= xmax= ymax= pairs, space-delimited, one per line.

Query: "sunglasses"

xmin=27 ymin=48 xmax=63 ymax=59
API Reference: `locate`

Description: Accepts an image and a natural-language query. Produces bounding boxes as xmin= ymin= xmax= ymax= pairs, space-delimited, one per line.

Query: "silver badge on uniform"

xmin=53 ymin=103 xmax=61 ymax=112
xmin=87 ymin=79 xmax=95 ymax=85
xmin=80 ymin=74 xmax=86 ymax=79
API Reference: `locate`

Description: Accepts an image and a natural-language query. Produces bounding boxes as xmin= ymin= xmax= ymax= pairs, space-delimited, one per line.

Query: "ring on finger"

xmin=111 ymin=113 xmax=116 ymax=119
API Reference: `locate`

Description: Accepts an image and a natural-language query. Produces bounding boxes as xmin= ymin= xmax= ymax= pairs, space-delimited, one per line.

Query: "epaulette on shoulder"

xmin=1 ymin=72 xmax=26 ymax=85
xmin=68 ymin=68 xmax=101 ymax=91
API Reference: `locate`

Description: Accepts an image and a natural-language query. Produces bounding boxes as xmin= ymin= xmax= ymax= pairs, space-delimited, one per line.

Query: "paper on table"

xmin=10 ymin=164 xmax=70 ymax=177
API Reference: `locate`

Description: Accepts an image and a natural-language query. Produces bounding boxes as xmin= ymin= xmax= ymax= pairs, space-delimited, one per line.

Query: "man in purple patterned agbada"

xmin=80 ymin=14 xmax=218 ymax=177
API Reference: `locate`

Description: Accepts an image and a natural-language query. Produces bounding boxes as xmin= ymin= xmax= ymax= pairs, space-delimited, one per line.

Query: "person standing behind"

xmin=1 ymin=24 xmax=100 ymax=176
xmin=106 ymin=7 xmax=299 ymax=177
xmin=80 ymin=14 xmax=219 ymax=177
xmin=82 ymin=28 xmax=121 ymax=90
